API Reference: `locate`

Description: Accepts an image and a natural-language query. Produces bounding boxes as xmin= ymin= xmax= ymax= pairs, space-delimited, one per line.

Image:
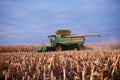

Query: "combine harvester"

xmin=34 ymin=30 xmax=100 ymax=52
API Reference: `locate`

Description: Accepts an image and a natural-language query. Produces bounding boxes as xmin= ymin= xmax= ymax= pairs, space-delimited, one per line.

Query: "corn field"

xmin=0 ymin=46 xmax=120 ymax=80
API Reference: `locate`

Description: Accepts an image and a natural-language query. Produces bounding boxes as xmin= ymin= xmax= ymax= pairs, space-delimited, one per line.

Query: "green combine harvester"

xmin=34 ymin=30 xmax=100 ymax=52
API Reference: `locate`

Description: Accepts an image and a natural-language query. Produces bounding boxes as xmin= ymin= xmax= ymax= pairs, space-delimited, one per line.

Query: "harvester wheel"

xmin=73 ymin=47 xmax=79 ymax=51
xmin=56 ymin=45 xmax=62 ymax=51
xmin=73 ymin=45 xmax=79 ymax=50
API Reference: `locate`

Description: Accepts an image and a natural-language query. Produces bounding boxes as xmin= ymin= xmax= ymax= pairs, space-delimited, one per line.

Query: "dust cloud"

xmin=85 ymin=37 xmax=120 ymax=50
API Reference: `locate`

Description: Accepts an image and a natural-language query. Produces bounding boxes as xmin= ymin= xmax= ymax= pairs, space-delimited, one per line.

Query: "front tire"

xmin=73 ymin=47 xmax=79 ymax=50
xmin=56 ymin=45 xmax=62 ymax=51
xmin=73 ymin=45 xmax=79 ymax=50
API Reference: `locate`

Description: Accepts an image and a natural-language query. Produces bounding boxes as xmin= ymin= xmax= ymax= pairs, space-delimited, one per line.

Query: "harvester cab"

xmin=34 ymin=30 xmax=100 ymax=52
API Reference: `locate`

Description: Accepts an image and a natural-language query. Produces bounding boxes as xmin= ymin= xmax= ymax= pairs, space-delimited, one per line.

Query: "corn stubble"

xmin=0 ymin=49 xmax=120 ymax=80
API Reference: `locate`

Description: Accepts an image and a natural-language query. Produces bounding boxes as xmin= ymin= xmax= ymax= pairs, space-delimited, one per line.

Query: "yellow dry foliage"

xmin=0 ymin=46 xmax=120 ymax=80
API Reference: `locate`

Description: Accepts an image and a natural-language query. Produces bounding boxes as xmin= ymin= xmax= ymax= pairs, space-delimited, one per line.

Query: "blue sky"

xmin=0 ymin=0 xmax=120 ymax=45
